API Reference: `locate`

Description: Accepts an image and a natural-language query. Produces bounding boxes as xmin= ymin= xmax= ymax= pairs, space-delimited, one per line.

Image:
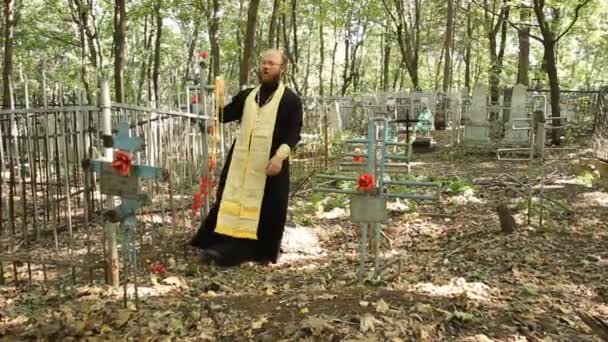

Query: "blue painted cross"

xmin=313 ymin=118 xmax=442 ymax=281
xmin=83 ymin=121 xmax=168 ymax=270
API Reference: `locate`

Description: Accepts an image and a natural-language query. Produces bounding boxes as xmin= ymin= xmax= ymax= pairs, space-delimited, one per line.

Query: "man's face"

xmin=259 ymin=52 xmax=283 ymax=84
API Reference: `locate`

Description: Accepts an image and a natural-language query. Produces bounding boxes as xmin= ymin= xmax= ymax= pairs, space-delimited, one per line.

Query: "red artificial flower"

xmin=208 ymin=158 xmax=216 ymax=171
xmin=200 ymin=51 xmax=208 ymax=60
xmin=191 ymin=95 xmax=199 ymax=104
xmin=357 ymin=173 xmax=376 ymax=193
xmin=112 ymin=150 xmax=132 ymax=176
xmin=191 ymin=177 xmax=218 ymax=217
xmin=192 ymin=192 xmax=202 ymax=216
xmin=150 ymin=262 xmax=166 ymax=275
xmin=353 ymin=147 xmax=365 ymax=163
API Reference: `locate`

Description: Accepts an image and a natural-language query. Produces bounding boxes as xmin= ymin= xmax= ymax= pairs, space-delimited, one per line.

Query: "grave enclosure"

xmin=0 ymin=74 xmax=605 ymax=290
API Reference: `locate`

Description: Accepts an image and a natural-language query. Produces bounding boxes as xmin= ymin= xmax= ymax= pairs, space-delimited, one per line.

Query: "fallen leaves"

xmin=301 ymin=315 xmax=333 ymax=336
xmin=375 ymin=299 xmax=390 ymax=314
xmin=114 ymin=310 xmax=131 ymax=328
xmin=2 ymin=135 xmax=606 ymax=341
xmin=359 ymin=313 xmax=382 ymax=333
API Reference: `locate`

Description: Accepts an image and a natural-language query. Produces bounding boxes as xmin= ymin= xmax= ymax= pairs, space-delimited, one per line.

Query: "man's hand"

xmin=266 ymin=156 xmax=283 ymax=176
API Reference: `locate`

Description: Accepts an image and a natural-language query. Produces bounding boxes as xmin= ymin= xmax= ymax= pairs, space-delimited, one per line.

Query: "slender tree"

xmin=239 ymin=0 xmax=261 ymax=87
xmin=516 ymin=9 xmax=530 ymax=86
xmin=114 ymin=0 xmax=127 ymax=102
xmin=442 ymin=0 xmax=455 ymax=92
xmin=153 ymin=0 xmax=163 ymax=106
xmin=2 ymin=0 xmax=16 ymax=109
xmin=531 ymin=0 xmax=592 ymax=144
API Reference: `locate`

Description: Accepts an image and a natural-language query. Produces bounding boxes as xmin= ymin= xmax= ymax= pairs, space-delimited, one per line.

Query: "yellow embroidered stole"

xmin=215 ymin=83 xmax=286 ymax=240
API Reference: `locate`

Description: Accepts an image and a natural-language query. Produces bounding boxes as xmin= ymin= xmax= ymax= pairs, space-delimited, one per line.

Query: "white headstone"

xmin=464 ymin=85 xmax=490 ymax=144
xmin=502 ymin=84 xmax=530 ymax=145
xmin=327 ymin=101 xmax=343 ymax=137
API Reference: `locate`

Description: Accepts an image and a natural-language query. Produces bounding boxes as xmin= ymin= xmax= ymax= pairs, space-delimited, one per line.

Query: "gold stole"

xmin=215 ymin=83 xmax=286 ymax=240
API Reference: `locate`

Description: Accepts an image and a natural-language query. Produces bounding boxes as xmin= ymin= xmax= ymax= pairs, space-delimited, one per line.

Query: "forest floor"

xmin=1 ymin=131 xmax=608 ymax=341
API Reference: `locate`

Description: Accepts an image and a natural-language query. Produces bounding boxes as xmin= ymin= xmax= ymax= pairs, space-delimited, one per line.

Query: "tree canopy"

xmin=1 ymin=0 xmax=606 ymax=107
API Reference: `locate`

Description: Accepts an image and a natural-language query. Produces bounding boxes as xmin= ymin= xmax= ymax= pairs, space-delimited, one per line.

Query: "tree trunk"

xmin=281 ymin=5 xmax=301 ymax=93
xmin=302 ymin=24 xmax=312 ymax=96
xmin=183 ymin=17 xmax=199 ymax=85
xmin=209 ymin=0 xmax=221 ymax=79
xmin=153 ymin=1 xmax=163 ymax=107
xmin=80 ymin=0 xmax=103 ymax=70
xmin=383 ymin=0 xmax=421 ymax=90
xmin=268 ymin=0 xmax=280 ymax=48
xmin=318 ymin=7 xmax=324 ymax=96
xmin=239 ymin=0 xmax=261 ymax=87
xmin=2 ymin=0 xmax=16 ymax=109
xmin=340 ymin=9 xmax=368 ymax=96
xmin=382 ymin=26 xmax=391 ymax=91
xmin=340 ymin=33 xmax=351 ymax=96
xmin=291 ymin=0 xmax=299 ymax=64
xmin=442 ymin=0 xmax=454 ymax=92
xmin=435 ymin=46 xmax=444 ymax=91
xmin=234 ymin=0 xmax=244 ymax=82
xmin=464 ymin=2 xmax=472 ymax=92
xmin=486 ymin=2 xmax=510 ymax=103
xmin=392 ymin=60 xmax=402 ymax=90
xmin=114 ymin=0 xmax=127 ymax=102
xmin=329 ymin=23 xmax=338 ymax=96
xmin=516 ymin=9 xmax=530 ymax=86
xmin=68 ymin=0 xmax=93 ymax=104
xmin=544 ymin=40 xmax=561 ymax=144
xmin=138 ymin=15 xmax=153 ymax=104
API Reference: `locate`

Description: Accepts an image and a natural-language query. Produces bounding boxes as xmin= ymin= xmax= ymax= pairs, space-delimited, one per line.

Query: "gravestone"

xmin=327 ymin=100 xmax=343 ymax=138
xmin=502 ymin=84 xmax=530 ymax=146
xmin=464 ymin=85 xmax=491 ymax=144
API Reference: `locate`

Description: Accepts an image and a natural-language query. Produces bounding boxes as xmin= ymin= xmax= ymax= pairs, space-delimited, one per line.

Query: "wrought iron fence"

xmin=290 ymin=97 xmax=330 ymax=187
xmin=0 ymin=105 xmax=105 ymax=288
xmin=593 ymin=87 xmax=608 ymax=161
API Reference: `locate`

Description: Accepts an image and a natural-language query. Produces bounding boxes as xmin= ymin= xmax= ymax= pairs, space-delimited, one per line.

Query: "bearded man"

xmin=190 ymin=49 xmax=303 ymax=267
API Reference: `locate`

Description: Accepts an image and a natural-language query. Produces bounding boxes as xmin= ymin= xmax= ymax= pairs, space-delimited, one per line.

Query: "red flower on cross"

xmin=112 ymin=150 xmax=132 ymax=176
xmin=357 ymin=173 xmax=376 ymax=193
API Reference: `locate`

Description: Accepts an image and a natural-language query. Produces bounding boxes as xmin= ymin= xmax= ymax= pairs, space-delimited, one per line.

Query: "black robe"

xmin=190 ymin=82 xmax=303 ymax=265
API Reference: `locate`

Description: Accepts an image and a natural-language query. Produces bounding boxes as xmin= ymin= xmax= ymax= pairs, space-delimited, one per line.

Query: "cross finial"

xmin=113 ymin=122 xmax=144 ymax=152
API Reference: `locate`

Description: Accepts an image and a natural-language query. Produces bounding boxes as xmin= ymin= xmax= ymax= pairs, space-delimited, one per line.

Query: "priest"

xmin=190 ymin=49 xmax=303 ymax=267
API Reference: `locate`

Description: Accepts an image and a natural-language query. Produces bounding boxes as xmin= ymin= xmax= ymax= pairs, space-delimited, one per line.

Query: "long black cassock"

xmin=190 ymin=82 xmax=303 ymax=265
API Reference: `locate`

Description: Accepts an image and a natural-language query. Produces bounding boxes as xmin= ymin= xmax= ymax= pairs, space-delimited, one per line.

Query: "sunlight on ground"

xmin=459 ymin=334 xmax=528 ymax=342
xmin=555 ymin=178 xmax=594 ymax=188
xmin=402 ymin=220 xmax=454 ymax=239
xmin=576 ymin=191 xmax=608 ymax=207
xmin=405 ymin=277 xmax=496 ymax=302
xmin=448 ymin=189 xmax=485 ymax=205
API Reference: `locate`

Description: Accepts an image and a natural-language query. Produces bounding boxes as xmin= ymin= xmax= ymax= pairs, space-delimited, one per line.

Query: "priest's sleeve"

xmin=220 ymin=89 xmax=251 ymax=123
xmin=275 ymin=95 xmax=303 ymax=160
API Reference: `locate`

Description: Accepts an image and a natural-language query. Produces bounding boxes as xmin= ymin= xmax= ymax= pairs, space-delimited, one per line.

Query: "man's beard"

xmin=258 ymin=71 xmax=281 ymax=86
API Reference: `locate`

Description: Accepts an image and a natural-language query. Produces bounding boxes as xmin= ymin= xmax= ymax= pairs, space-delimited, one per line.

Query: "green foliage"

xmin=2 ymin=0 xmax=606 ymax=107
xmin=323 ymin=194 xmax=349 ymax=212
xmin=443 ymin=177 xmax=475 ymax=195
xmin=576 ymin=169 xmax=599 ymax=187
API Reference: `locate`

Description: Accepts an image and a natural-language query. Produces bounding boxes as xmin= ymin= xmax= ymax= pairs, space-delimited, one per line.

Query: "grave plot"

xmin=0 ymin=78 xmax=222 ymax=292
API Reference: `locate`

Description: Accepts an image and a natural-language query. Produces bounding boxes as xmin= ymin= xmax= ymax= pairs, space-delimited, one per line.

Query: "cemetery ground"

xmin=1 ymin=132 xmax=607 ymax=341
